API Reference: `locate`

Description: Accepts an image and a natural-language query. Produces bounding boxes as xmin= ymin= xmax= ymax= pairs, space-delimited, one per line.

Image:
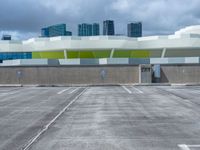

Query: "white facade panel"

xmin=0 ymin=25 xmax=200 ymax=56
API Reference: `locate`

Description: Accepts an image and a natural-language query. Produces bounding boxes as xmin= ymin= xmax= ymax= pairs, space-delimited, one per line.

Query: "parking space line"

xmin=121 ymin=86 xmax=132 ymax=94
xmin=0 ymin=90 xmax=12 ymax=92
xmin=132 ymin=86 xmax=143 ymax=94
xmin=0 ymin=92 xmax=12 ymax=95
xmin=57 ymin=88 xmax=71 ymax=95
xmin=178 ymin=144 xmax=191 ymax=150
xmin=69 ymin=87 xmax=80 ymax=94
xmin=188 ymin=145 xmax=200 ymax=148
xmin=0 ymin=90 xmax=23 ymax=97
xmin=22 ymin=87 xmax=87 ymax=150
xmin=178 ymin=144 xmax=200 ymax=150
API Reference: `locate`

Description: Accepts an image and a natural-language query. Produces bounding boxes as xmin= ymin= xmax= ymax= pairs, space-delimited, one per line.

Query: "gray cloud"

xmin=0 ymin=0 xmax=199 ymax=39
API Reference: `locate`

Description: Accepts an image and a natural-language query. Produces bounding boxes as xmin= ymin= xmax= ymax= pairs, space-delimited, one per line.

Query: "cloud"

xmin=39 ymin=0 xmax=81 ymax=16
xmin=110 ymin=0 xmax=200 ymax=34
xmin=0 ymin=0 xmax=199 ymax=40
xmin=111 ymin=0 xmax=130 ymax=13
xmin=0 ymin=30 xmax=37 ymax=40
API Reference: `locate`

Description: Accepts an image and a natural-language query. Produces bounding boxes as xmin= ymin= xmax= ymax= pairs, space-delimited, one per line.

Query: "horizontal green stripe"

xmin=31 ymin=50 xmax=150 ymax=59
xmin=32 ymin=51 xmax=64 ymax=59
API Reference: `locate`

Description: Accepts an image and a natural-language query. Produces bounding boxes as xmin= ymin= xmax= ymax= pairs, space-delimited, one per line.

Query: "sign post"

xmin=16 ymin=70 xmax=22 ymax=84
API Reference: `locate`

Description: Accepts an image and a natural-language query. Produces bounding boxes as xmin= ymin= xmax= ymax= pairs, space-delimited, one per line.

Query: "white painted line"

xmin=0 ymin=90 xmax=12 ymax=92
xmin=0 ymin=93 xmax=10 ymax=95
xmin=7 ymin=91 xmax=20 ymax=95
xmin=57 ymin=88 xmax=71 ymax=95
xmin=0 ymin=91 xmax=20 ymax=96
xmin=22 ymin=87 xmax=87 ymax=150
xmin=69 ymin=87 xmax=80 ymax=94
xmin=172 ymin=84 xmax=187 ymax=86
xmin=121 ymin=86 xmax=132 ymax=94
xmin=132 ymin=86 xmax=143 ymax=94
xmin=178 ymin=144 xmax=191 ymax=150
xmin=188 ymin=145 xmax=200 ymax=147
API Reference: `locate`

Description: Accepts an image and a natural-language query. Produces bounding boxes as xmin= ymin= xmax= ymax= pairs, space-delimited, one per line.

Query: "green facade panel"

xmin=32 ymin=51 xmax=65 ymax=59
xmin=93 ymin=51 xmax=111 ymax=58
xmin=31 ymin=50 xmax=150 ymax=59
xmin=80 ymin=51 xmax=95 ymax=58
xmin=67 ymin=50 xmax=111 ymax=58
xmin=113 ymin=50 xmax=150 ymax=58
xmin=67 ymin=51 xmax=79 ymax=58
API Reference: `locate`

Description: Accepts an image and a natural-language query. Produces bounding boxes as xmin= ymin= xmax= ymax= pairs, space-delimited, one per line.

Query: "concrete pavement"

xmin=0 ymin=86 xmax=200 ymax=150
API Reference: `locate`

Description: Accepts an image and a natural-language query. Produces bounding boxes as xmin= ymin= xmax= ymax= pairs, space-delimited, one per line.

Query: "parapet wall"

xmin=160 ymin=64 xmax=200 ymax=83
xmin=0 ymin=64 xmax=200 ymax=85
xmin=0 ymin=65 xmax=139 ymax=85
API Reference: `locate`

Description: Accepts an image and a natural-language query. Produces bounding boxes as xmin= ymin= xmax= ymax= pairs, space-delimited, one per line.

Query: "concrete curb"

xmin=0 ymin=84 xmax=23 ymax=87
xmin=133 ymin=83 xmax=171 ymax=86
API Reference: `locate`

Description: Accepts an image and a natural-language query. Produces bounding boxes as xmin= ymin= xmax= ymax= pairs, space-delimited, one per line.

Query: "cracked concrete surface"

xmin=0 ymin=86 xmax=199 ymax=150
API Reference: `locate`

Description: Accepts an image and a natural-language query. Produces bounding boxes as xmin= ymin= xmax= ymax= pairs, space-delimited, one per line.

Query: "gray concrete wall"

xmin=0 ymin=65 xmax=139 ymax=85
xmin=160 ymin=65 xmax=200 ymax=83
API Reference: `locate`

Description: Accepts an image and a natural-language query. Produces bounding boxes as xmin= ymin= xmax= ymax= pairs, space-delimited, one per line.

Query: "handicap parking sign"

xmin=16 ymin=70 xmax=22 ymax=78
xmin=100 ymin=69 xmax=106 ymax=80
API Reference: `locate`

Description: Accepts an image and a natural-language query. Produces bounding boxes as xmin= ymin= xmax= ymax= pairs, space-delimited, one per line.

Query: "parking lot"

xmin=0 ymin=85 xmax=200 ymax=150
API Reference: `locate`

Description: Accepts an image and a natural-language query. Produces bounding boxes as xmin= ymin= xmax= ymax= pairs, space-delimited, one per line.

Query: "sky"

xmin=0 ymin=0 xmax=200 ymax=40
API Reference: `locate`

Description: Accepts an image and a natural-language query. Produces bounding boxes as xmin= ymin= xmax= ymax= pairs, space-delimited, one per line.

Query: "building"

xmin=0 ymin=25 xmax=200 ymax=61
xmin=41 ymin=24 xmax=72 ymax=37
xmin=115 ymin=34 xmax=125 ymax=36
xmin=103 ymin=20 xmax=115 ymax=35
xmin=41 ymin=24 xmax=66 ymax=37
xmin=78 ymin=23 xmax=100 ymax=36
xmin=78 ymin=24 xmax=92 ymax=36
xmin=66 ymin=31 xmax=72 ymax=36
xmin=92 ymin=23 xmax=100 ymax=36
xmin=128 ymin=22 xmax=142 ymax=37
xmin=41 ymin=28 xmax=50 ymax=37
xmin=1 ymin=35 xmax=11 ymax=40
